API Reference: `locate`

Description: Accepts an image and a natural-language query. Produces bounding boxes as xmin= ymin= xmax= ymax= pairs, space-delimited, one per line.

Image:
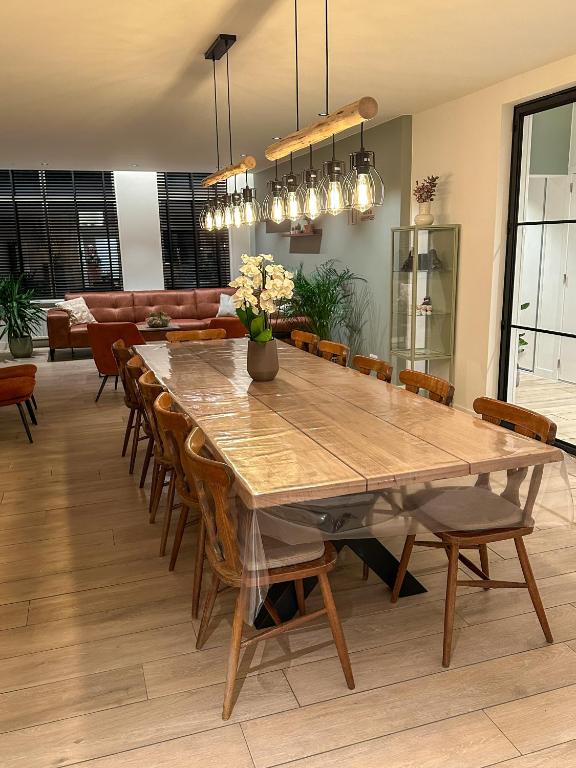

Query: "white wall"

xmin=114 ymin=171 xmax=165 ymax=290
xmin=411 ymin=53 xmax=576 ymax=409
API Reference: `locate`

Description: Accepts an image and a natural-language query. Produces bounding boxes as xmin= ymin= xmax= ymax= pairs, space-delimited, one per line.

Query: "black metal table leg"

xmin=253 ymin=540 xmax=427 ymax=629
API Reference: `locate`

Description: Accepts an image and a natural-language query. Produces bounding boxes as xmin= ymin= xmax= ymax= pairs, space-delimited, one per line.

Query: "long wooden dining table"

xmin=136 ymin=338 xmax=563 ymax=618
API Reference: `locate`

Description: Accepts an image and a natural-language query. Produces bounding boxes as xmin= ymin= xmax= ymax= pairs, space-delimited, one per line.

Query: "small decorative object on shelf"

xmin=416 ymin=296 xmax=433 ymax=315
xmin=229 ymin=254 xmax=294 ymax=381
xmin=413 ymin=175 xmax=439 ymax=226
xmin=146 ymin=311 xmax=171 ymax=329
xmin=401 ymin=248 xmax=443 ymax=272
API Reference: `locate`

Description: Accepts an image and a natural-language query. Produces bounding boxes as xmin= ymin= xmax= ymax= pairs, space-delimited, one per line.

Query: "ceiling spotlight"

xmin=128 ymin=163 xmax=139 ymax=168
xmin=273 ymin=136 xmax=281 ymax=140
xmin=40 ymin=162 xmax=49 ymax=166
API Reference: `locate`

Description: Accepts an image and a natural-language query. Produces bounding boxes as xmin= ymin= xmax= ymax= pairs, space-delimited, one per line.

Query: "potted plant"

xmin=229 ymin=254 xmax=294 ymax=381
xmin=0 ymin=276 xmax=45 ymax=358
xmin=283 ymin=260 xmax=366 ymax=343
xmin=413 ymin=175 xmax=440 ymax=226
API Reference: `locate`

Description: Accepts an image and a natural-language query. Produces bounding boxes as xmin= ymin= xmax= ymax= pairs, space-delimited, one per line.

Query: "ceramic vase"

xmin=415 ymin=201 xmax=434 ymax=226
xmin=247 ymin=339 xmax=279 ymax=381
xmin=9 ymin=336 xmax=33 ymax=358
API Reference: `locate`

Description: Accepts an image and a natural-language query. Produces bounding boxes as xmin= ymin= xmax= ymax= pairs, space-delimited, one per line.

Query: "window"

xmin=157 ymin=172 xmax=230 ymax=289
xmin=0 ymin=170 xmax=122 ymax=299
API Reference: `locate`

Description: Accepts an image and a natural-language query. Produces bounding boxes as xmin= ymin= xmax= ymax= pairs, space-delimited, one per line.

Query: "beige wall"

xmin=412 ymin=53 xmax=576 ymax=410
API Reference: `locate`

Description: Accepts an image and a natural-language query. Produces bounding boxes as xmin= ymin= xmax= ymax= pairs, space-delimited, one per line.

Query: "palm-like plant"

xmin=0 ymin=276 xmax=44 ymax=341
xmin=284 ymin=260 xmax=366 ymax=342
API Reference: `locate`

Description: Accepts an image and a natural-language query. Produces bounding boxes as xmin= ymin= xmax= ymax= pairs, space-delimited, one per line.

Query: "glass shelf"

xmin=391 ymin=348 xmax=453 ymax=361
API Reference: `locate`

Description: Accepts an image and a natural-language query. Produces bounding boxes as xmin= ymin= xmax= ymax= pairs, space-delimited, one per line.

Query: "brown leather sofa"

xmin=47 ymin=288 xmax=296 ymax=359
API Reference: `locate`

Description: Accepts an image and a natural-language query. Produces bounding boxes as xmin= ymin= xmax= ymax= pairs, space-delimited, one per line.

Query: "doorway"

xmin=500 ymin=86 xmax=576 ymax=452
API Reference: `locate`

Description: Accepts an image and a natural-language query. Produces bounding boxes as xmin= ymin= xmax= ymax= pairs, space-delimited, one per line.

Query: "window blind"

xmin=0 ymin=170 xmax=122 ymax=299
xmin=157 ymin=172 xmax=230 ymax=289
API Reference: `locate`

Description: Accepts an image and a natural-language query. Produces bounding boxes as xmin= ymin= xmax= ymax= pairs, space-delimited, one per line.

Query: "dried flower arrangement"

xmin=413 ymin=175 xmax=440 ymax=204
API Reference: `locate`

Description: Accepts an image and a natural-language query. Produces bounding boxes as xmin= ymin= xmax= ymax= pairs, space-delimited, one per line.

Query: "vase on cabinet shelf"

xmin=415 ymin=202 xmax=434 ymax=226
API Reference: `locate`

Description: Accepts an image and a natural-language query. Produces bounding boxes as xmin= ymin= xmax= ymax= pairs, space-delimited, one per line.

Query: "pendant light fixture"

xmin=282 ymin=0 xmax=303 ymax=222
xmin=263 ymin=160 xmax=287 ymax=223
xmin=301 ymin=145 xmax=321 ymax=220
xmin=317 ymin=0 xmax=349 ymax=216
xmin=200 ymin=57 xmax=222 ymax=232
xmin=223 ymin=44 xmax=236 ymax=229
xmin=346 ymin=115 xmax=385 ymax=213
xmin=241 ymin=169 xmax=261 ymax=225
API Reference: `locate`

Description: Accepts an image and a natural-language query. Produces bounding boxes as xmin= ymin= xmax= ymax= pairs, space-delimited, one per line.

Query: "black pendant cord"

xmin=332 ymin=134 xmax=336 ymax=161
xmin=324 ymin=0 xmax=329 ymax=115
xmin=294 ymin=0 xmax=300 ymax=132
xmin=212 ymin=58 xmax=220 ymax=204
xmin=275 ymin=159 xmax=279 ymax=181
xmin=360 ymin=121 xmax=364 ymax=151
xmin=309 ymin=144 xmax=313 ymax=170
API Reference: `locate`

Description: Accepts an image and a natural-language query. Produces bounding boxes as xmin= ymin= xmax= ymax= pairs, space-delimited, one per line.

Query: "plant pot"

xmin=414 ymin=202 xmax=434 ymax=226
xmin=9 ymin=336 xmax=33 ymax=358
xmin=247 ymin=339 xmax=279 ymax=382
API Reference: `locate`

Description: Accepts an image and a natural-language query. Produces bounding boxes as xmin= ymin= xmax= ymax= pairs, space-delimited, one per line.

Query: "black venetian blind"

xmin=157 ymin=172 xmax=230 ymax=289
xmin=0 ymin=170 xmax=122 ymax=299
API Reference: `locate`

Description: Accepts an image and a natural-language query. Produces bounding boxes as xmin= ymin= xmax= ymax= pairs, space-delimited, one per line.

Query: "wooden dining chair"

xmin=353 ymin=354 xmax=393 ymax=382
xmin=391 ymin=397 xmax=557 ymax=667
xmin=125 ymin=355 xmax=151 ymax=478
xmin=291 ymin=329 xmax=320 ymax=355
xmin=154 ymin=392 xmax=203 ymax=609
xmin=318 ymin=340 xmax=349 ymax=367
xmin=112 ymin=340 xmax=140 ymax=460
xmin=166 ymin=329 xmax=227 ymax=343
xmin=399 ymin=369 xmax=454 ymax=406
xmin=181 ymin=427 xmax=355 ymax=720
xmin=137 ymin=371 xmax=176 ymax=550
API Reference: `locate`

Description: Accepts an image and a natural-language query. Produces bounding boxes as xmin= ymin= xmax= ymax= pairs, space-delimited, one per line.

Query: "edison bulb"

xmin=353 ymin=173 xmax=374 ymax=212
xmin=214 ymin=206 xmax=224 ymax=230
xmin=232 ymin=203 xmax=243 ymax=228
xmin=270 ymin=196 xmax=285 ymax=224
xmin=243 ymin=201 xmax=256 ymax=225
xmin=286 ymin=191 xmax=301 ymax=221
xmin=304 ymin=187 xmax=320 ymax=220
xmin=223 ymin=203 xmax=232 ymax=228
xmin=327 ymin=180 xmax=345 ymax=215
xmin=204 ymin=209 xmax=215 ymax=232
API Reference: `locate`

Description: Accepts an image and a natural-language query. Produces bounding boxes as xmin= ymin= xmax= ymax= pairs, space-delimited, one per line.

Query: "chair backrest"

xmin=318 ymin=340 xmax=349 ymax=366
xmin=154 ymin=391 xmax=196 ymax=499
xmin=166 ymin=329 xmax=226 ymax=343
xmin=353 ymin=354 xmax=393 ymax=382
xmin=399 ymin=369 xmax=454 ymax=406
xmin=208 ymin=317 xmax=246 ymax=338
xmin=125 ymin=354 xmax=147 ymax=408
xmin=473 ymin=397 xmax=556 ymax=444
xmin=291 ymin=329 xmax=319 ymax=355
xmin=138 ymin=370 xmax=166 ymax=453
xmin=181 ymin=427 xmax=242 ymax=582
xmin=87 ymin=322 xmax=145 ymax=376
xmin=111 ymin=340 xmax=132 ymax=399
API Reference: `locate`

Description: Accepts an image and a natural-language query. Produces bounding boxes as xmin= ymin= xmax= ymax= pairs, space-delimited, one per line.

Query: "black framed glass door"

xmin=500 ymin=86 xmax=576 ymax=454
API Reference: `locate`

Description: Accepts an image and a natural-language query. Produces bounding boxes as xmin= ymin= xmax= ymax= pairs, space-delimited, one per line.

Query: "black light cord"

xmin=324 ymin=0 xmax=329 ymax=115
xmin=225 ymin=47 xmax=233 ymax=166
xmin=295 ymin=0 xmax=300 ymax=131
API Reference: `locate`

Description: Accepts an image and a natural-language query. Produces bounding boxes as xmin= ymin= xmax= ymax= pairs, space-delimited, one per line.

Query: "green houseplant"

xmin=284 ymin=260 xmax=366 ymax=344
xmin=0 ymin=276 xmax=45 ymax=358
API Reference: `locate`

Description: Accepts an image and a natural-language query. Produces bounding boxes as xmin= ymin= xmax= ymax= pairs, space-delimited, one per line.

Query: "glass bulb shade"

xmin=241 ymin=186 xmax=260 ymax=226
xmin=345 ymin=151 xmax=384 ymax=213
xmin=203 ymin=207 xmax=215 ymax=231
xmin=270 ymin=194 xmax=285 ymax=224
xmin=263 ymin=180 xmax=286 ymax=223
xmin=326 ymin=180 xmax=345 ymax=215
xmin=232 ymin=204 xmax=243 ymax=228
xmin=304 ymin=187 xmax=321 ymax=220
xmin=223 ymin=205 xmax=233 ymax=228
xmin=214 ymin=203 xmax=225 ymax=230
xmin=353 ymin=173 xmax=374 ymax=212
xmin=281 ymin=173 xmax=302 ymax=221
xmin=319 ymin=159 xmax=349 ymax=216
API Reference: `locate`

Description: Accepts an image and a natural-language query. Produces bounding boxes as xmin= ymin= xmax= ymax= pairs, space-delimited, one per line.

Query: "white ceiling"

xmin=1 ymin=0 xmax=576 ymax=172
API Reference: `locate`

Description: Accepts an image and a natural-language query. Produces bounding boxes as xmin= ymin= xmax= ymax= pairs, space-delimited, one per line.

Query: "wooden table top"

xmin=136 ymin=339 xmax=563 ymax=509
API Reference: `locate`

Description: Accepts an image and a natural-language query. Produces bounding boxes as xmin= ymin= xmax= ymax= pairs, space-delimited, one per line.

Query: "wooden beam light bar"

xmin=201 ymin=155 xmax=257 ymax=188
xmin=264 ymin=97 xmax=378 ymax=162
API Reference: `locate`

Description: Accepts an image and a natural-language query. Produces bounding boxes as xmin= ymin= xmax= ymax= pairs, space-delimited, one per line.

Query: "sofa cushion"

xmin=55 ymin=297 xmax=96 ymax=326
xmin=195 ymin=287 xmax=235 ymax=319
xmin=132 ymin=290 xmax=198 ymax=322
xmin=65 ymin=292 xmax=134 ymax=323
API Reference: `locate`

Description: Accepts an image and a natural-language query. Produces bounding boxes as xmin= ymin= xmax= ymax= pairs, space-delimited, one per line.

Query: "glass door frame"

xmin=499 ymin=84 xmax=576 ymax=455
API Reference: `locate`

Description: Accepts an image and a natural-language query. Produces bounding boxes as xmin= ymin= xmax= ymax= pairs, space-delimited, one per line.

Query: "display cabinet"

xmin=390 ymin=225 xmax=459 ymax=382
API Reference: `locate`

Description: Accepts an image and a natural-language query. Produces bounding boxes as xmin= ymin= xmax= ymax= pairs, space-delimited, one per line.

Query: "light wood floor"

xmin=2 ymin=352 xmax=576 ymax=767
xmin=516 ymin=372 xmax=576 ymax=446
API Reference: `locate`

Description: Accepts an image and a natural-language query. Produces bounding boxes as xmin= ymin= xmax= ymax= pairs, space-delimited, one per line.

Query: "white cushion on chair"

xmin=404 ymin=486 xmax=525 ymax=532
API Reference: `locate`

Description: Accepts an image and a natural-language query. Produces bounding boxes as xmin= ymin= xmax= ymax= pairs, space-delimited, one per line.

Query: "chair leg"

xmin=159 ymin=471 xmax=176 ymax=557
xmin=391 ymin=534 xmax=416 ymax=603
xmin=295 ymin=579 xmax=306 ymax=616
xmin=362 ymin=562 xmax=369 ymax=581
xmin=122 ymin=408 xmax=135 ymax=457
xmin=196 ymin=571 xmax=221 ymax=650
xmin=31 ymin=394 xmax=37 ymax=410
xmin=148 ymin=460 xmax=159 ymax=518
xmin=443 ymin=543 xmax=460 ymax=668
xmin=149 ymin=463 xmax=166 ymax=524
xmin=95 ymin=375 xmax=108 ymax=402
xmin=114 ymin=376 xmax=118 ymax=390
xmin=16 ymin=403 xmax=33 ymax=443
xmin=49 ymin=348 xmax=55 ymax=362
xmin=479 ymin=543 xmax=490 ymax=589
xmin=318 ymin=572 xmax=354 ymax=689
xmin=515 ymin=536 xmax=553 ymax=643
xmin=25 ymin=399 xmax=37 ymax=425
xmin=191 ymin=517 xmax=205 ymax=618
xmin=170 ymin=503 xmax=190 ymax=570
xmin=129 ymin=409 xmax=142 ymax=475
xmin=139 ymin=437 xmax=153 ymax=488
xmin=222 ymin=585 xmax=247 ymax=720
